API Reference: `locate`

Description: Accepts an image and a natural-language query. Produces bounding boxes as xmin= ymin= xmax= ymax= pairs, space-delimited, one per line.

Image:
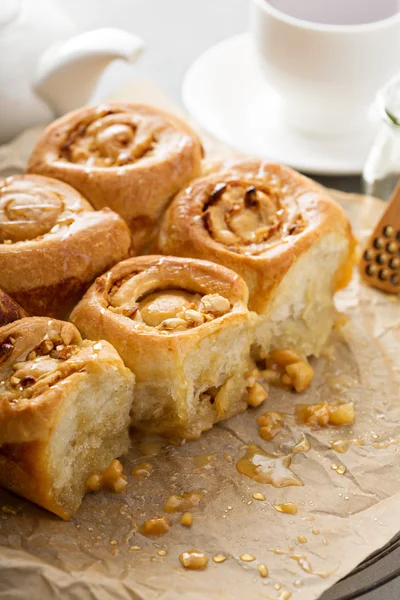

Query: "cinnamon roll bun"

xmin=70 ymin=256 xmax=259 ymax=439
xmin=0 ymin=317 xmax=134 ymax=519
xmin=0 ymin=174 xmax=133 ymax=318
xmin=0 ymin=289 xmax=28 ymax=326
xmin=27 ymin=103 xmax=203 ymax=251
xmin=157 ymin=160 xmax=355 ymax=359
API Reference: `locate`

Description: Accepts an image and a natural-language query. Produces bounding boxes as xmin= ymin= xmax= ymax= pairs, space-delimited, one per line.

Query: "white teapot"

xmin=0 ymin=0 xmax=144 ymax=144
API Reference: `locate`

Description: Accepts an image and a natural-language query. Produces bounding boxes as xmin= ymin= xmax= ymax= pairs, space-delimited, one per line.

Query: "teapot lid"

xmin=0 ymin=0 xmax=21 ymax=28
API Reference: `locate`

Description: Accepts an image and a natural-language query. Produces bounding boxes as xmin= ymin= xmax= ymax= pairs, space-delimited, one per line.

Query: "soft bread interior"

xmin=185 ymin=323 xmax=250 ymax=432
xmin=0 ymin=362 xmax=134 ymax=519
xmin=48 ymin=365 xmax=133 ymax=517
xmin=130 ymin=322 xmax=250 ymax=439
xmin=253 ymin=232 xmax=349 ymax=359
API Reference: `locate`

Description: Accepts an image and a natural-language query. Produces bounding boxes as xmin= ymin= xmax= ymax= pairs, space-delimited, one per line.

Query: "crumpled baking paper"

xmin=0 ymin=80 xmax=399 ymax=600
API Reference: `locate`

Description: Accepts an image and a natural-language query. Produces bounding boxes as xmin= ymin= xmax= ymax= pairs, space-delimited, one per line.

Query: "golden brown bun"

xmin=157 ymin=159 xmax=354 ymax=312
xmin=0 ymin=174 xmax=133 ymax=318
xmin=27 ymin=103 xmax=204 ymax=252
xmin=0 ymin=317 xmax=134 ymax=519
xmin=156 ymin=160 xmax=355 ymax=358
xmin=0 ymin=289 xmax=28 ymax=326
xmin=70 ymin=255 xmax=255 ymax=439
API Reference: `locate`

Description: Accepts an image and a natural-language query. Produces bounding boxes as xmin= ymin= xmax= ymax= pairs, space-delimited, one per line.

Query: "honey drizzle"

xmin=236 ymin=445 xmax=303 ymax=488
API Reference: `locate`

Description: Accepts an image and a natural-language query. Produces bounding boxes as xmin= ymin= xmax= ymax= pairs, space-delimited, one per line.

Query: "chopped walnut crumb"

xmin=180 ymin=549 xmax=209 ymax=569
xmin=51 ymin=345 xmax=74 ymax=360
xmin=327 ymin=404 xmax=355 ymax=426
xmin=245 ymin=367 xmax=267 ymax=407
xmin=86 ymin=459 xmax=128 ymax=493
xmin=261 ymin=348 xmax=314 ymax=393
xmin=179 ymin=308 xmax=206 ymax=325
xmin=285 ymin=361 xmax=314 ymax=393
xmin=139 ymin=515 xmax=171 ymax=537
xmin=36 ymin=339 xmax=54 ymax=355
xmin=267 ymin=349 xmax=304 ymax=367
xmin=164 ymin=491 xmax=203 ymax=513
xmin=296 ymin=402 xmax=355 ymax=428
xmin=257 ymin=411 xmax=284 ymax=440
xmin=121 ymin=305 xmax=139 ymax=318
xmin=199 ymin=293 xmax=230 ymax=316
xmin=247 ymin=382 xmax=268 ymax=407
xmin=159 ymin=317 xmax=188 ymax=331
xmin=180 ymin=512 xmax=193 ymax=527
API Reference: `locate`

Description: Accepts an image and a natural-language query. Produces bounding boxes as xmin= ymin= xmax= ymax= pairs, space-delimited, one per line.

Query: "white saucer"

xmin=182 ymin=33 xmax=380 ymax=175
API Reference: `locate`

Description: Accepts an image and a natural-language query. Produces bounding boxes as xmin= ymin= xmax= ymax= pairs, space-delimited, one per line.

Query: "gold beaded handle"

xmin=359 ymin=178 xmax=400 ymax=294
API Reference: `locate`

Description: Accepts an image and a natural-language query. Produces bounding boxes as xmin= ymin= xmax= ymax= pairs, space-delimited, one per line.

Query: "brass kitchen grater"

xmin=359 ymin=178 xmax=400 ymax=294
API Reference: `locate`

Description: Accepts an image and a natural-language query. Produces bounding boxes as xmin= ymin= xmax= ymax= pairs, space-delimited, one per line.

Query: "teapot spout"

xmin=33 ymin=28 xmax=144 ymax=116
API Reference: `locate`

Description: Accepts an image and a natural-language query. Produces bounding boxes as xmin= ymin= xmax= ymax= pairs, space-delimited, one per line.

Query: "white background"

xmin=60 ymin=0 xmax=248 ymax=107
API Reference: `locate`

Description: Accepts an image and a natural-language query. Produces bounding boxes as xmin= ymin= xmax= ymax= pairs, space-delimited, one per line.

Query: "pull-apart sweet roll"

xmin=0 ymin=174 xmax=132 ymax=318
xmin=70 ymin=256 xmax=261 ymax=439
xmin=157 ymin=160 xmax=355 ymax=359
xmin=27 ymin=103 xmax=203 ymax=251
xmin=0 ymin=317 xmax=134 ymax=519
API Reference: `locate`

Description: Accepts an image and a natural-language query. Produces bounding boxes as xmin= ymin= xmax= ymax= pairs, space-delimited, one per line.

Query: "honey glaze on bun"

xmin=0 ymin=174 xmax=133 ymax=318
xmin=201 ymin=179 xmax=306 ymax=255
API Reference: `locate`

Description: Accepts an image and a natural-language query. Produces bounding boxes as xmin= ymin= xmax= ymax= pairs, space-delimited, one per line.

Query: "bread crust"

xmin=0 ymin=174 xmax=133 ymax=318
xmin=0 ymin=289 xmax=28 ymax=326
xmin=27 ymin=103 xmax=204 ymax=251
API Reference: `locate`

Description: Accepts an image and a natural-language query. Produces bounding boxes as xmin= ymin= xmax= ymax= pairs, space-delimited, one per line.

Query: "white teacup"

xmin=250 ymin=0 xmax=400 ymax=136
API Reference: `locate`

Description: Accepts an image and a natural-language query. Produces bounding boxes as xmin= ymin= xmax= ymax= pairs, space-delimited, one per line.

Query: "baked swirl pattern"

xmin=110 ymin=282 xmax=232 ymax=333
xmin=61 ymin=110 xmax=155 ymax=167
xmin=0 ymin=317 xmax=134 ymax=519
xmin=0 ymin=174 xmax=133 ymax=318
xmin=0 ymin=177 xmax=70 ymax=243
xmin=27 ymin=103 xmax=203 ymax=251
xmin=70 ymin=256 xmax=259 ymax=439
xmin=202 ymin=180 xmax=305 ymax=255
xmin=157 ymin=160 xmax=355 ymax=358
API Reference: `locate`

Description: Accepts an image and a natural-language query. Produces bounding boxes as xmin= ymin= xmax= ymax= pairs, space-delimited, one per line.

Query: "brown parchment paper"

xmin=0 ymin=80 xmax=399 ymax=600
